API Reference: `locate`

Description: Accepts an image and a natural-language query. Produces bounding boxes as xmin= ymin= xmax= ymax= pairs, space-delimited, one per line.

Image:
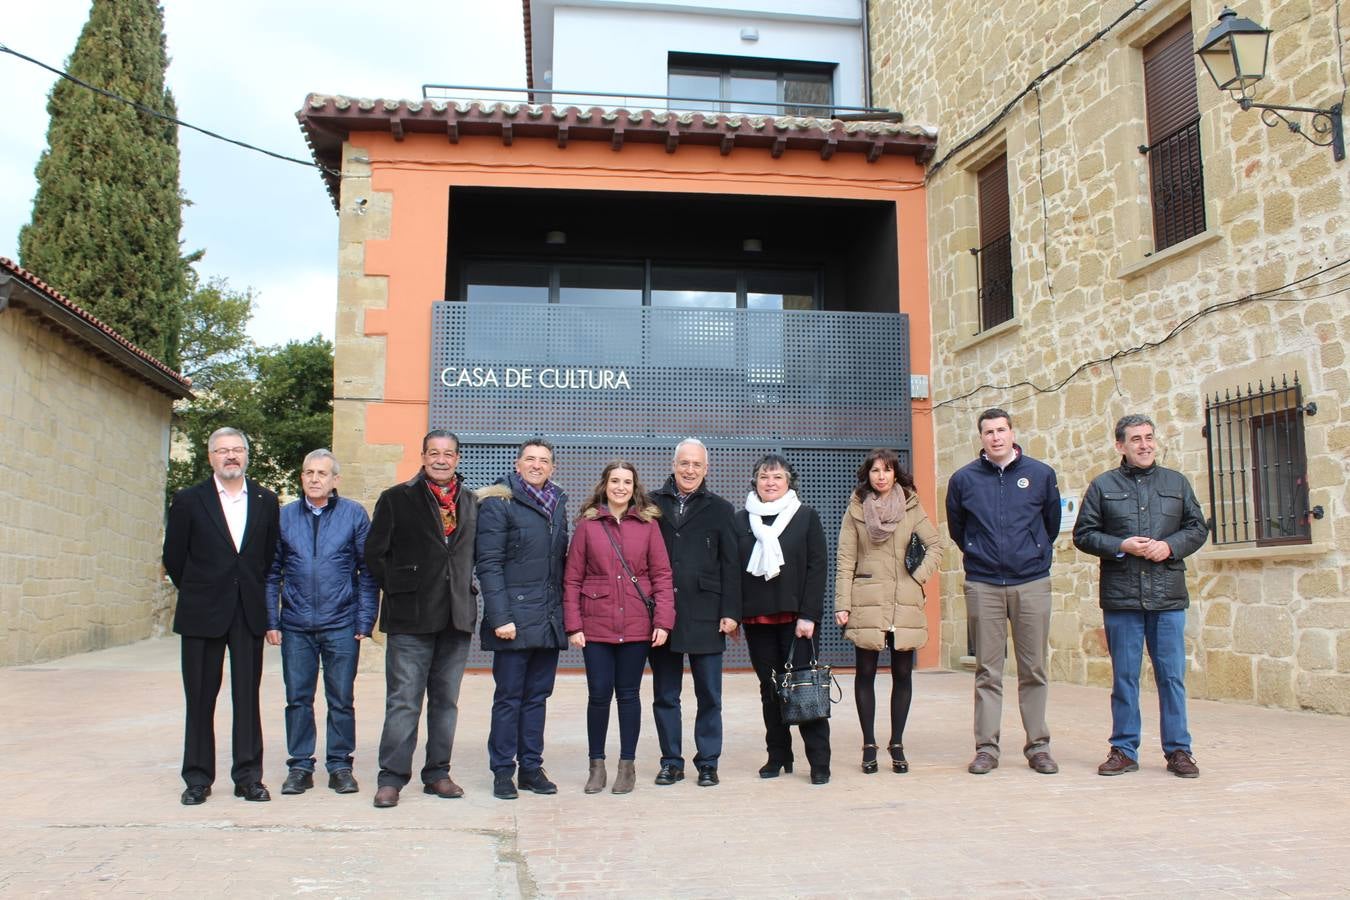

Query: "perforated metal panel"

xmin=430 ymin=303 xmax=910 ymax=669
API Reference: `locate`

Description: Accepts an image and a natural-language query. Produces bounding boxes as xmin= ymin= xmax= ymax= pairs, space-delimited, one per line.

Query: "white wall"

xmin=536 ymin=1 xmax=868 ymax=111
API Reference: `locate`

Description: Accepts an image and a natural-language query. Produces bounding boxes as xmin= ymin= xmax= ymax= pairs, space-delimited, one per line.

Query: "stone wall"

xmin=871 ymin=0 xmax=1350 ymax=713
xmin=0 ymin=308 xmax=176 ymax=665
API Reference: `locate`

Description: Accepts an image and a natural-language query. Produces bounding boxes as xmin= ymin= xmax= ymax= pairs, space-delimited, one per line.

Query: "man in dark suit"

xmin=366 ymin=430 xmax=480 ymax=808
xmin=163 ymin=426 xmax=280 ymax=805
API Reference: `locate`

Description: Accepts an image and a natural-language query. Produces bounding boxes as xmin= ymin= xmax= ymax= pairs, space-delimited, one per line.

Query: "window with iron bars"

xmin=1203 ymin=373 xmax=1319 ymax=546
xmin=971 ymin=152 xmax=1013 ymax=332
xmin=1140 ymin=17 xmax=1206 ymax=251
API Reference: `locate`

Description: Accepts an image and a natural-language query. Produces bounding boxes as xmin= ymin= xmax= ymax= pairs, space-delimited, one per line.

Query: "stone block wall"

xmin=871 ymin=0 xmax=1350 ymax=713
xmin=0 ymin=308 xmax=176 ymax=666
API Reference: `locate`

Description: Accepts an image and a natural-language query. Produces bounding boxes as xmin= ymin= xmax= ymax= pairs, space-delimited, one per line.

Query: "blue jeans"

xmin=488 ymin=647 xmax=560 ymax=774
xmin=649 ymin=644 xmax=724 ymax=770
xmin=582 ymin=641 xmax=649 ymax=760
xmin=280 ymin=626 xmax=360 ymax=773
xmin=1103 ymin=609 xmax=1191 ymax=759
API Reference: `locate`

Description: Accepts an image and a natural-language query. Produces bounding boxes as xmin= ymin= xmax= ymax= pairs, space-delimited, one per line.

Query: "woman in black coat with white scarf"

xmin=735 ymin=453 xmax=831 ymax=784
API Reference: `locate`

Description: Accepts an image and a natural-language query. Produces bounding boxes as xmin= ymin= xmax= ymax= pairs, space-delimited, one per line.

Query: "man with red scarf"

xmin=365 ymin=430 xmax=480 ymax=807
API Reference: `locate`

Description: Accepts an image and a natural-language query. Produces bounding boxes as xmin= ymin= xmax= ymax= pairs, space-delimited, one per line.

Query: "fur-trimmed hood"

xmin=476 ymin=483 xmax=514 ymax=502
xmin=582 ymin=503 xmax=661 ymax=523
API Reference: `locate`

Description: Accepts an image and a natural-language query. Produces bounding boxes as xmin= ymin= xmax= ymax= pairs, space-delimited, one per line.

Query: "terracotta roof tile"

xmin=0 ymin=257 xmax=193 ymax=398
xmin=297 ymin=93 xmax=939 ymax=210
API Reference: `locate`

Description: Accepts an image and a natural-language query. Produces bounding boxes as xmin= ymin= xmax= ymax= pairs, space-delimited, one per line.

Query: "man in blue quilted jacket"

xmin=265 ymin=449 xmax=379 ymax=796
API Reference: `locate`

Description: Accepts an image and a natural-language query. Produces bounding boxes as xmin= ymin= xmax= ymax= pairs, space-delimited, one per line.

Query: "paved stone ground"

xmin=1 ymin=637 xmax=1347 ymax=898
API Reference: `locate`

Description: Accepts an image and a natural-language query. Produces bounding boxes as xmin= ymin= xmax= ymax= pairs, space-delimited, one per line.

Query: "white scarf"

xmin=744 ymin=489 xmax=802 ymax=580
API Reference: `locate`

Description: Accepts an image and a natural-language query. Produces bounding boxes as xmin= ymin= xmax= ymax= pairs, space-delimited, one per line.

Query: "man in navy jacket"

xmin=475 ymin=439 xmax=569 ymax=800
xmin=265 ymin=449 xmax=378 ymax=796
xmin=946 ymin=408 xmax=1061 ymax=777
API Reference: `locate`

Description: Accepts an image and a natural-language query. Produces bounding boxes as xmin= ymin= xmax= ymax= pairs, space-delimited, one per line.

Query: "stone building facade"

xmin=870 ymin=0 xmax=1350 ymax=713
xmin=0 ymin=259 xmax=192 ymax=666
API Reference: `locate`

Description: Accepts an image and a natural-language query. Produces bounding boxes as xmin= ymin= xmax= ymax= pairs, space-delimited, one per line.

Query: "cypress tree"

xmin=18 ymin=0 xmax=187 ymax=368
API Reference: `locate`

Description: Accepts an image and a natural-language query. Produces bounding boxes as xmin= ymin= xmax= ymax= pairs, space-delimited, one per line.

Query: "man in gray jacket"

xmin=1073 ymin=414 xmax=1208 ymax=778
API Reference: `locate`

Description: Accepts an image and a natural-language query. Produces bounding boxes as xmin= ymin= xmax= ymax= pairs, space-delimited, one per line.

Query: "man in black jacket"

xmin=649 ymin=439 xmax=742 ymax=787
xmin=365 ymin=430 xmax=479 ymax=808
xmin=1074 ymin=414 xmax=1208 ymax=778
xmin=163 ymin=426 xmax=280 ymax=805
xmin=475 ymin=439 xmax=569 ymax=800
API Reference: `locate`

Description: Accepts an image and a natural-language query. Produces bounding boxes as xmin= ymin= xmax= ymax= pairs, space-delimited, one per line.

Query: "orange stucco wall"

xmin=348 ymin=131 xmax=940 ymax=665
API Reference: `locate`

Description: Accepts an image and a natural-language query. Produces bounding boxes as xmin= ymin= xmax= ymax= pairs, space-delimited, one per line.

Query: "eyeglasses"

xmin=211 ymin=447 xmax=247 ymax=456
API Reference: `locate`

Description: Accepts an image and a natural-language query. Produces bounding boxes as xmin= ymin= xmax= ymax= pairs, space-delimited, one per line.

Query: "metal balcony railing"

xmin=421 ymin=83 xmax=900 ymax=121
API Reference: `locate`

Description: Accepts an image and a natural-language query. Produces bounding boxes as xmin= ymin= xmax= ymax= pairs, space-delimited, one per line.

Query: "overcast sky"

xmin=1 ymin=1 xmax=525 ymax=348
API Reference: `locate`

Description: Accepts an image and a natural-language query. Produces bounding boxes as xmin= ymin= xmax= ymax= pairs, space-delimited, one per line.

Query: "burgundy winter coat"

xmin=563 ymin=504 xmax=676 ymax=643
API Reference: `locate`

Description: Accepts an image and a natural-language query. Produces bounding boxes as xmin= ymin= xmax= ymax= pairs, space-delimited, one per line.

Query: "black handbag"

xmin=599 ymin=520 xmax=657 ymax=624
xmin=774 ymin=637 xmax=841 ymax=725
xmin=904 ymin=530 xmax=926 ymax=575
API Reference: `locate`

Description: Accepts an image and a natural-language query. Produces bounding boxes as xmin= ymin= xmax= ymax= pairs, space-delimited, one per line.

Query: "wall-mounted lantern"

xmin=1196 ymin=6 xmax=1344 ymax=161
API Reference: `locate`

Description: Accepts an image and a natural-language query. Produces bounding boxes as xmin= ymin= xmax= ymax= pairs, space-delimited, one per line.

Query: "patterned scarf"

xmin=426 ymin=477 xmax=460 ymax=536
xmin=862 ymin=488 xmax=906 ymax=543
xmin=520 ymin=476 xmax=560 ymax=518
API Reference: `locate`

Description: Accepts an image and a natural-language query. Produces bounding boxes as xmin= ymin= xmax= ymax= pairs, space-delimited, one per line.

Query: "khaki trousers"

xmin=966 ymin=577 xmax=1052 ymax=759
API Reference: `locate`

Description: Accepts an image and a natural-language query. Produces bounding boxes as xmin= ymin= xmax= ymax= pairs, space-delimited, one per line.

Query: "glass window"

xmin=668 ymin=71 xmax=721 ymax=112
xmin=558 ymin=263 xmax=643 ymax=307
xmin=465 ymin=261 xmax=549 ymax=304
xmin=728 ymin=72 xmax=779 ymax=116
xmin=783 ymin=74 xmax=832 ymax=118
xmin=651 ymin=266 xmax=738 ymax=308
xmin=747 ymin=271 xmax=817 ymax=310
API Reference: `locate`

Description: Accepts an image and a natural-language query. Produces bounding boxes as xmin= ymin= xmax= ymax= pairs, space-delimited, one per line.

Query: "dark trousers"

xmin=280 ymin=626 xmax=361 ymax=774
xmin=744 ymin=622 xmax=831 ymax=772
xmin=180 ymin=606 xmax=264 ymax=787
xmin=649 ymin=643 xmax=724 ymax=770
xmin=582 ymin=641 xmax=648 ymax=760
xmin=377 ymin=628 xmax=471 ymax=788
xmin=488 ymin=647 xmax=560 ymax=774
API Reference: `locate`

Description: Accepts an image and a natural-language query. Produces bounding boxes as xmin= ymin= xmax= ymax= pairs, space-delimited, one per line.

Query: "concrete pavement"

xmin=1 ymin=636 xmax=1348 ymax=898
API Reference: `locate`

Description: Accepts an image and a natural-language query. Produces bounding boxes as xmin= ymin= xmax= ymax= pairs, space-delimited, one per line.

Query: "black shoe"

xmin=233 ymin=781 xmax=271 ymax=802
xmin=889 ymin=743 xmax=909 ymax=774
xmin=810 ymin=768 xmax=831 ymax=785
xmin=328 ymin=769 xmax=359 ymax=793
xmin=493 ymin=771 xmax=518 ymax=800
xmin=696 ymin=766 xmax=719 ymax=787
xmin=861 ymin=744 xmax=879 ymax=775
xmin=281 ymin=768 xmax=314 ymax=795
xmin=517 ymin=768 xmax=558 ymax=795
xmin=180 ymin=785 xmax=211 ymax=806
xmin=654 ymin=764 xmax=685 ymax=786
xmin=758 ymin=760 xmax=794 ymax=778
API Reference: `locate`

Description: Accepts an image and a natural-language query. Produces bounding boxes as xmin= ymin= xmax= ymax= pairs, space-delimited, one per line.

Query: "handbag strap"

xmin=781 ymin=633 xmax=819 ymax=671
xmin=598 ymin=518 xmax=651 ymax=603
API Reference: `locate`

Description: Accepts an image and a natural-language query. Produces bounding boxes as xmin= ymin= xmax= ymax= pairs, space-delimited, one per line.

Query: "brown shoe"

xmin=611 ymin=760 xmax=636 ymax=794
xmin=584 ymin=759 xmax=607 ymax=794
xmin=967 ymin=751 xmax=998 ymax=775
xmin=1027 ymin=751 xmax=1059 ymax=774
xmin=373 ymin=785 xmax=400 ymax=808
xmin=1166 ymin=749 xmax=1199 ymax=778
xmin=1097 ymin=747 xmax=1139 ymax=776
xmin=423 ymin=776 xmax=464 ymax=798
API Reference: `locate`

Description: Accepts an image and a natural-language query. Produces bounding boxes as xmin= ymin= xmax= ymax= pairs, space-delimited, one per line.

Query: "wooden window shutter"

xmin=1143 ymin=17 xmax=1206 ymax=250
xmin=976 ymin=153 xmax=1013 ymax=329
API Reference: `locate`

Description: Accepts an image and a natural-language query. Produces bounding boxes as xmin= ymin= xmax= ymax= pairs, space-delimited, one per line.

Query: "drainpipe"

xmin=861 ymin=0 xmax=874 ymax=108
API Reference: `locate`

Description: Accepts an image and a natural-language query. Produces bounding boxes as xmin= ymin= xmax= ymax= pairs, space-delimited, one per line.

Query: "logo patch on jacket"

xmin=1017 ymin=478 xmax=1030 ymax=489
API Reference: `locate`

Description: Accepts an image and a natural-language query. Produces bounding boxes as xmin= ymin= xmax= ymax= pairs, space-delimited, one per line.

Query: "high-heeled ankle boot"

xmin=889 ymin=743 xmax=909 ymax=774
xmin=861 ymin=744 xmax=879 ymax=774
xmin=584 ymin=759 xmax=606 ymax=794
xmin=612 ymin=759 xmax=636 ymax=794
xmin=758 ymin=759 xmax=794 ymax=778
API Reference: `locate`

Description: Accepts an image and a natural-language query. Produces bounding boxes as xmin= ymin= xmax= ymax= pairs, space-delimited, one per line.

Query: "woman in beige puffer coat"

xmin=834 ymin=449 xmax=946 ymax=775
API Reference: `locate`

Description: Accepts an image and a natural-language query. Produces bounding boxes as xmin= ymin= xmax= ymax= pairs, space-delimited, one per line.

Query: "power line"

xmin=927 ymin=256 xmax=1350 ymax=412
xmin=926 ymin=0 xmax=1150 ymax=181
xmin=0 ymin=41 xmax=340 ymax=179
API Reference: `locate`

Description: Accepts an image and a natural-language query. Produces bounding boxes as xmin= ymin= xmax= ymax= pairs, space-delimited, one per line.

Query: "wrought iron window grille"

xmin=1139 ymin=115 xmax=1207 ymax=252
xmin=1202 ymin=372 xmax=1322 ymax=546
xmin=969 ymin=234 xmax=1014 ymax=333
